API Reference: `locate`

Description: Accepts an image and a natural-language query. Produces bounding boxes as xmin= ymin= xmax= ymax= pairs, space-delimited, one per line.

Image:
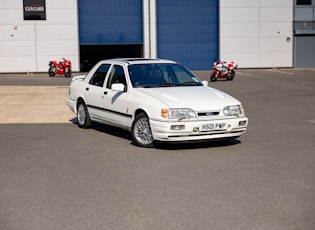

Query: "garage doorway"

xmin=80 ymin=44 xmax=143 ymax=72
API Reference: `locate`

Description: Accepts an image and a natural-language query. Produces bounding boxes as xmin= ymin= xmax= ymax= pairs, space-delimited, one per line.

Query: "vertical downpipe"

xmin=148 ymin=0 xmax=151 ymax=58
xmin=34 ymin=21 xmax=38 ymax=72
xmin=143 ymin=0 xmax=157 ymax=59
xmin=143 ymin=0 xmax=150 ymax=58
xmin=150 ymin=0 xmax=157 ymax=58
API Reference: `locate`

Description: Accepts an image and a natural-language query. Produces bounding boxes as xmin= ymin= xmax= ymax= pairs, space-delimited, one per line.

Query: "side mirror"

xmin=111 ymin=83 xmax=125 ymax=92
xmin=202 ymin=81 xmax=208 ymax=87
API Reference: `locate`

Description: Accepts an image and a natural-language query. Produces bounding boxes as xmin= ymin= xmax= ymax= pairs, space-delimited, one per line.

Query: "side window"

xmin=106 ymin=65 xmax=127 ymax=90
xmin=89 ymin=64 xmax=110 ymax=87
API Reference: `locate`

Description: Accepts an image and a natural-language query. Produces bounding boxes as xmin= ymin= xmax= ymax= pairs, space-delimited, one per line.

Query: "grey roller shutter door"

xmin=295 ymin=36 xmax=315 ymax=68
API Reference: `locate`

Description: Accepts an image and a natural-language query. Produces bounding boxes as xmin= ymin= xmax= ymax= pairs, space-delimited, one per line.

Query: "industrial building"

xmin=0 ymin=0 xmax=314 ymax=73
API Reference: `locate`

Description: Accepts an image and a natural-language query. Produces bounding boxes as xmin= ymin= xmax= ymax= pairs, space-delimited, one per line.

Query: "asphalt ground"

xmin=0 ymin=69 xmax=314 ymax=229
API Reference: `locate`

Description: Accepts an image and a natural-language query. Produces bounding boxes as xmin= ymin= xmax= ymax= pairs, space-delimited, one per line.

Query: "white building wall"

xmin=220 ymin=0 xmax=293 ymax=68
xmin=0 ymin=0 xmax=79 ymax=73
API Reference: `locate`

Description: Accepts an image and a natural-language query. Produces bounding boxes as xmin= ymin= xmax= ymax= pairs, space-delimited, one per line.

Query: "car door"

xmin=100 ymin=64 xmax=132 ymax=127
xmin=83 ymin=64 xmax=110 ymax=119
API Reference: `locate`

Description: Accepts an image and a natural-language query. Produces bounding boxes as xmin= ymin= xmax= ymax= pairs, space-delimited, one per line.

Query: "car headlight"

xmin=223 ymin=105 xmax=244 ymax=117
xmin=161 ymin=108 xmax=197 ymax=120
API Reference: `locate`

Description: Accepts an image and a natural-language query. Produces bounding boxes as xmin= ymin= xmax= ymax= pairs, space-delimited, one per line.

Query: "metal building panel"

xmin=260 ymin=22 xmax=292 ymax=37
xmin=260 ymin=37 xmax=292 ymax=52
xmin=37 ymin=41 xmax=79 ymax=56
xmin=0 ymin=57 xmax=36 ymax=72
xmin=44 ymin=9 xmax=78 ymax=25
xmin=37 ymin=25 xmax=78 ymax=40
xmin=220 ymin=0 xmax=259 ymax=8
xmin=220 ymin=8 xmax=259 ymax=23
xmin=220 ymin=23 xmax=258 ymax=38
xmin=260 ymin=52 xmax=292 ymax=67
xmin=224 ymin=52 xmax=259 ymax=68
xmin=0 ymin=41 xmax=35 ymax=56
xmin=46 ymin=0 xmax=77 ymax=8
xmin=260 ymin=0 xmax=292 ymax=7
xmin=0 ymin=25 xmax=35 ymax=41
xmin=0 ymin=0 xmax=79 ymax=73
xmin=0 ymin=9 xmax=31 ymax=24
xmin=221 ymin=38 xmax=258 ymax=53
xmin=260 ymin=8 xmax=293 ymax=22
xmin=220 ymin=0 xmax=293 ymax=68
xmin=3 ymin=1 xmax=21 ymax=8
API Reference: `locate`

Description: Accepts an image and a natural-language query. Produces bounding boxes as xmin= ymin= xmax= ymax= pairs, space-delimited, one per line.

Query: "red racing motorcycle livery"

xmin=210 ymin=60 xmax=238 ymax=82
xmin=48 ymin=58 xmax=72 ymax=77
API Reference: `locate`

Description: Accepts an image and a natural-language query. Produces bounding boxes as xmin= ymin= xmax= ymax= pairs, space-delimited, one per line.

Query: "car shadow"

xmin=70 ymin=117 xmax=241 ymax=150
xmin=154 ymin=138 xmax=241 ymax=150
xmin=70 ymin=117 xmax=132 ymax=141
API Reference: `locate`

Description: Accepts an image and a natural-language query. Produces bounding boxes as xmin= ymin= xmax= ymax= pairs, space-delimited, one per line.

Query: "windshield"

xmin=128 ymin=63 xmax=203 ymax=88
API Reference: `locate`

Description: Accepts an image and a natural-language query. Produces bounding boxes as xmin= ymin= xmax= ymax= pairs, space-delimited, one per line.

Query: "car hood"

xmin=137 ymin=86 xmax=240 ymax=110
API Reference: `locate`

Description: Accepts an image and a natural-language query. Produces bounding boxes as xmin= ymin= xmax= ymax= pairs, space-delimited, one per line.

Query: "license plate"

xmin=200 ymin=122 xmax=226 ymax=132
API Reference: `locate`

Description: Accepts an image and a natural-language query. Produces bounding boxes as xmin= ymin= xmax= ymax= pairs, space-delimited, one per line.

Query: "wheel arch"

xmin=134 ymin=109 xmax=147 ymax=119
xmin=131 ymin=109 xmax=155 ymax=148
xmin=75 ymin=97 xmax=86 ymax=113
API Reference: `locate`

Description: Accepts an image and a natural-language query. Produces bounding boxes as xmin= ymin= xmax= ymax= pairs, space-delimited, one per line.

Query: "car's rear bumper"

xmin=67 ymin=99 xmax=77 ymax=114
xmin=150 ymin=117 xmax=248 ymax=142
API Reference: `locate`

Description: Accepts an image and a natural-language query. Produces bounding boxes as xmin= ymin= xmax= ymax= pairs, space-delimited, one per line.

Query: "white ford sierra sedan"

xmin=67 ymin=58 xmax=248 ymax=147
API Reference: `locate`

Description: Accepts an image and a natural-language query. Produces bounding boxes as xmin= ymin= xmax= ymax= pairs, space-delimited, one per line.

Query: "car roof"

xmin=99 ymin=58 xmax=177 ymax=65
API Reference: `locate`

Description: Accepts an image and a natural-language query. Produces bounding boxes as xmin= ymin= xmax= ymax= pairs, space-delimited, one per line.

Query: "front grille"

xmin=197 ymin=111 xmax=220 ymax=117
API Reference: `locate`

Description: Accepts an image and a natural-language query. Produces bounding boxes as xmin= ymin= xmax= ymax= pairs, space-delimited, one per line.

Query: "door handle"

xmin=104 ymin=91 xmax=107 ymax=95
xmin=85 ymin=87 xmax=89 ymax=91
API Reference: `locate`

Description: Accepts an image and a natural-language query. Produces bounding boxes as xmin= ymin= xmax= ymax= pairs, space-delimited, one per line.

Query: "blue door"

xmin=78 ymin=0 xmax=143 ymax=44
xmin=157 ymin=0 xmax=219 ymax=70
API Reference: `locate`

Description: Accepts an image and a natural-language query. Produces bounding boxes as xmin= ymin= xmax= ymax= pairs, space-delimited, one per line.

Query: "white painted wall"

xmin=220 ymin=0 xmax=293 ymax=68
xmin=0 ymin=0 xmax=79 ymax=73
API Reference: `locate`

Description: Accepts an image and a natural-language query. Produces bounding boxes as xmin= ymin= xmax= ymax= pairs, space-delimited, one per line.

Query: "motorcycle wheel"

xmin=48 ymin=68 xmax=55 ymax=77
xmin=210 ymin=72 xmax=217 ymax=82
xmin=227 ymin=71 xmax=235 ymax=81
xmin=64 ymin=69 xmax=72 ymax=78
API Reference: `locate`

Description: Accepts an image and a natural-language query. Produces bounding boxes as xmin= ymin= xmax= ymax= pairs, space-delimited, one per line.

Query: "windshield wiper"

xmin=144 ymin=83 xmax=175 ymax=88
xmin=177 ymin=81 xmax=201 ymax=86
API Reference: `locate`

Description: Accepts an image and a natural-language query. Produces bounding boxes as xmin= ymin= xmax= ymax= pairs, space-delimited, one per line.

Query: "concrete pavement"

xmin=0 ymin=86 xmax=74 ymax=124
xmin=1 ymin=70 xmax=315 ymax=229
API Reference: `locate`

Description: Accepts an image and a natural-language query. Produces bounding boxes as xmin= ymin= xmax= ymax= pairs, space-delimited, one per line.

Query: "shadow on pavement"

xmin=70 ymin=117 xmax=241 ymax=150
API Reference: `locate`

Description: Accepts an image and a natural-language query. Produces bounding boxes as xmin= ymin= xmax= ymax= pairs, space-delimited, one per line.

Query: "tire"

xmin=65 ymin=69 xmax=72 ymax=78
xmin=48 ymin=68 xmax=55 ymax=77
xmin=210 ymin=71 xmax=217 ymax=82
xmin=77 ymin=100 xmax=92 ymax=128
xmin=227 ymin=71 xmax=235 ymax=81
xmin=131 ymin=112 xmax=154 ymax=148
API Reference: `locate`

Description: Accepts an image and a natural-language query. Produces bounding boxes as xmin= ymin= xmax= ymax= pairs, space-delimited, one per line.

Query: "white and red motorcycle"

xmin=210 ymin=60 xmax=238 ymax=82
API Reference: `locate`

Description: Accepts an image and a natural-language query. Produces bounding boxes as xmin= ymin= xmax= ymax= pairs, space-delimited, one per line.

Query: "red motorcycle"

xmin=210 ymin=60 xmax=237 ymax=82
xmin=48 ymin=58 xmax=72 ymax=77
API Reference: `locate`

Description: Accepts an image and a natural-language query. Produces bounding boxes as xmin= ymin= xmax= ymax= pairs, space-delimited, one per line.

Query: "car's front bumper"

xmin=150 ymin=117 xmax=248 ymax=142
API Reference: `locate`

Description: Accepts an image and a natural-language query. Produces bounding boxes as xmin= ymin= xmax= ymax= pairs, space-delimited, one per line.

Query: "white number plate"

xmin=200 ymin=122 xmax=226 ymax=132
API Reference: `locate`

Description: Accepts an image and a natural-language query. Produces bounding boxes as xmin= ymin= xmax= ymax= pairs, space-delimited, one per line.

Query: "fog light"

xmin=239 ymin=120 xmax=247 ymax=126
xmin=171 ymin=125 xmax=185 ymax=131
